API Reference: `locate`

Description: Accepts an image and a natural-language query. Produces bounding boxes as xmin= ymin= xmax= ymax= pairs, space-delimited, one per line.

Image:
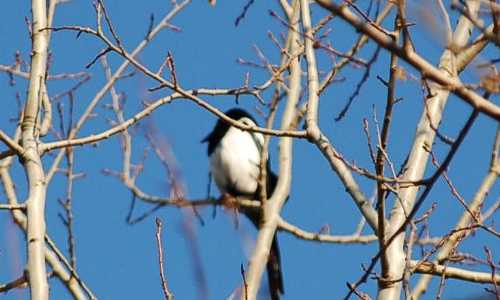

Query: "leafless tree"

xmin=0 ymin=0 xmax=499 ymax=300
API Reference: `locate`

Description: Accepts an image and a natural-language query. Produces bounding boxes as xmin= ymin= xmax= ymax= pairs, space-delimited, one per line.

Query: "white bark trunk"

xmin=23 ymin=1 xmax=49 ymax=299
xmin=377 ymin=2 xmax=481 ymax=299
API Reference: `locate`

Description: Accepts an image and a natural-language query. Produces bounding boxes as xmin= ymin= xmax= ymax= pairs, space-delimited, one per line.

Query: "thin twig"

xmin=155 ymin=218 xmax=174 ymax=300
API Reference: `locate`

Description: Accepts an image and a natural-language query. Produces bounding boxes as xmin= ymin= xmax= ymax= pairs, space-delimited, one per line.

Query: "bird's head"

xmin=202 ymin=108 xmax=259 ymax=155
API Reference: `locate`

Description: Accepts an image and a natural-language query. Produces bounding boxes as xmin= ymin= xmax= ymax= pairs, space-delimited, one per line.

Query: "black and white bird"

xmin=202 ymin=108 xmax=284 ymax=300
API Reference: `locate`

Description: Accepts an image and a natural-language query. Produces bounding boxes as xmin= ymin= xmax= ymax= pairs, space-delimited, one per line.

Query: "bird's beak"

xmin=201 ymin=133 xmax=210 ymax=143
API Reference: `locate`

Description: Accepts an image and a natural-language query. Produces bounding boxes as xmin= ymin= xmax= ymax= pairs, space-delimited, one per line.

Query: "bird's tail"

xmin=267 ymin=234 xmax=284 ymax=300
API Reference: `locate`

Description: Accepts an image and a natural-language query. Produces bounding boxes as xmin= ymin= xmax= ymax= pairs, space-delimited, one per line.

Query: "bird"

xmin=202 ymin=108 xmax=284 ymax=300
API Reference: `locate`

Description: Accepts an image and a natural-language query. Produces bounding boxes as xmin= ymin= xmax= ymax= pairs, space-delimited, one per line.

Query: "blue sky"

xmin=0 ymin=1 xmax=498 ymax=299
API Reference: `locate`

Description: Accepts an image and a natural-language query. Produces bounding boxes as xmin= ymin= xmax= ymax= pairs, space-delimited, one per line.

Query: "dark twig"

xmin=344 ymin=107 xmax=479 ymax=299
xmin=343 ymin=0 xmax=392 ymax=36
xmin=145 ymin=13 xmax=155 ymax=41
xmin=335 ymin=46 xmax=381 ymax=121
xmin=362 ymin=118 xmax=377 ymax=165
xmin=484 ymin=247 xmax=500 ymax=300
xmin=96 ymin=0 xmax=123 ymax=48
xmin=127 ymin=201 xmax=165 ymax=225
xmin=428 ymin=151 xmax=478 ymax=223
xmin=423 ymin=91 xmax=455 ymax=145
xmin=166 ymin=51 xmax=177 ymax=88
xmin=0 ymin=273 xmax=28 ymax=293
xmin=346 ymin=282 xmax=372 ymax=300
xmin=376 ymin=19 xmax=399 ymax=282
xmin=241 ymin=264 xmax=249 ymax=300
xmin=235 ymin=0 xmax=256 ymax=26
xmin=85 ymin=47 xmax=111 ymax=69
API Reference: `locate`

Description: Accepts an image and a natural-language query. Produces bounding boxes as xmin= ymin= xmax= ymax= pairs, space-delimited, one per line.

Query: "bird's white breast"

xmin=210 ymin=126 xmax=263 ymax=196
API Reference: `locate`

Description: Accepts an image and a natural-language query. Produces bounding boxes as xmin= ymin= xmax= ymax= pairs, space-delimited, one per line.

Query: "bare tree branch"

xmin=156 ymin=218 xmax=174 ymax=300
xmin=411 ymin=260 xmax=500 ymax=284
xmin=44 ymin=0 xmax=193 ymax=184
xmin=412 ymin=124 xmax=500 ymax=299
xmin=0 ymin=130 xmax=25 ymax=157
xmin=304 ymin=0 xmax=380 ymax=232
xmin=242 ymin=1 xmax=301 ymax=298
xmin=315 ymin=0 xmax=500 ymax=121
xmin=22 ymin=1 xmax=50 ymax=298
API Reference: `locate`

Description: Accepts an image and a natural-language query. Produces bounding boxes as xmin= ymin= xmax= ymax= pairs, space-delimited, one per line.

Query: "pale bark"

xmin=312 ymin=1 xmax=486 ymax=299
xmin=241 ymin=1 xmax=301 ymax=298
xmin=411 ymin=260 xmax=500 ymax=284
xmin=45 ymin=0 xmax=193 ymax=183
xmin=411 ymin=126 xmax=500 ymax=299
xmin=314 ymin=0 xmax=500 ymax=121
xmin=22 ymin=1 xmax=50 ymax=299
xmin=1 ymin=1 xmax=495 ymax=299
xmin=1 ymin=165 xmax=91 ymax=300
xmin=305 ymin=0 xmax=381 ymax=232
xmin=379 ymin=2 xmax=481 ymax=299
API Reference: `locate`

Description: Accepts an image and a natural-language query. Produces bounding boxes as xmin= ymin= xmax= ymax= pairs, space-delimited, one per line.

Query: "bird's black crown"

xmin=202 ymin=108 xmax=258 ymax=155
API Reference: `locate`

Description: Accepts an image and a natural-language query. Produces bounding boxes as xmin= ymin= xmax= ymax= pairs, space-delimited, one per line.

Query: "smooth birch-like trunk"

xmin=377 ymin=2 xmax=480 ymax=300
xmin=241 ymin=1 xmax=301 ymax=298
xmin=23 ymin=0 xmax=49 ymax=299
